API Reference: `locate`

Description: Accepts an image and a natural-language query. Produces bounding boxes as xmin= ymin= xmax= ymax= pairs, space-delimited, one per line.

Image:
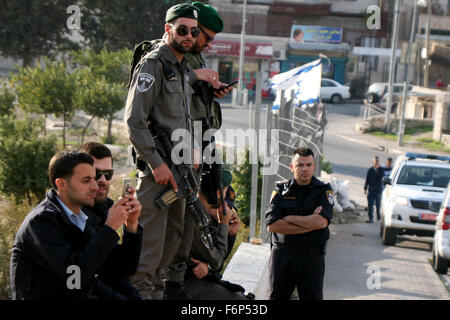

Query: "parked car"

xmin=380 ymin=152 xmax=450 ymax=246
xmin=365 ymin=82 xmax=413 ymax=111
xmin=432 ymin=181 xmax=450 ymax=274
xmin=320 ymin=78 xmax=350 ymax=104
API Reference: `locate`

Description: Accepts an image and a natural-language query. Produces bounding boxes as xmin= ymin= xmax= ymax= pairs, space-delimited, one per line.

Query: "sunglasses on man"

xmin=198 ymin=26 xmax=215 ymax=43
xmin=168 ymin=23 xmax=201 ymax=38
xmin=95 ymin=169 xmax=114 ymax=181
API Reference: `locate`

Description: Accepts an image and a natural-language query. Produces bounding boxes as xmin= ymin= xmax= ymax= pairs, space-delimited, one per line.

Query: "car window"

xmin=396 ymin=166 xmax=450 ymax=188
xmin=322 ymin=80 xmax=330 ymax=87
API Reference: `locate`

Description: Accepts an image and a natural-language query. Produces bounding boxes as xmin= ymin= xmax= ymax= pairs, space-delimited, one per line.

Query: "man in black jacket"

xmin=10 ymin=151 xmax=133 ymax=300
xmin=364 ymin=156 xmax=384 ymax=223
xmin=80 ymin=142 xmax=143 ymax=299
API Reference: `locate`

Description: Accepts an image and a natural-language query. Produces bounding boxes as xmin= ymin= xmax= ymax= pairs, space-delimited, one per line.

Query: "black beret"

xmin=165 ymin=3 xmax=199 ymax=22
xmin=191 ymin=2 xmax=223 ymax=33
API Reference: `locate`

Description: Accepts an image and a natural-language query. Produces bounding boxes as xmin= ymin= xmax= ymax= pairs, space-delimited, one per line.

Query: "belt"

xmin=274 ymin=243 xmax=323 ymax=254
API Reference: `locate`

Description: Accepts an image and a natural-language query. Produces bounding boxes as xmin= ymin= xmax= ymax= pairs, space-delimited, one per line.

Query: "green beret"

xmin=221 ymin=168 xmax=232 ymax=187
xmin=191 ymin=2 xmax=223 ymax=33
xmin=165 ymin=3 xmax=198 ymax=23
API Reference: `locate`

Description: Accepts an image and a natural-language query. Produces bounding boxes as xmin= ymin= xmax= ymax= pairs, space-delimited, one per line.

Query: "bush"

xmin=0 ymin=83 xmax=15 ymax=117
xmin=231 ymin=150 xmax=262 ymax=226
xmin=321 ymin=156 xmax=333 ymax=174
xmin=0 ymin=193 xmax=40 ymax=299
xmin=0 ymin=115 xmax=58 ymax=200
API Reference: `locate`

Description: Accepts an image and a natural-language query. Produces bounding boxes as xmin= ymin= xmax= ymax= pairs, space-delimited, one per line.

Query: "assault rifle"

xmin=151 ymin=125 xmax=214 ymax=250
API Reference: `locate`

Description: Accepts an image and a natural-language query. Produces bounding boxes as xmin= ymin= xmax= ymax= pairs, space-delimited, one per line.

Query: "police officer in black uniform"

xmin=266 ymin=147 xmax=334 ymax=300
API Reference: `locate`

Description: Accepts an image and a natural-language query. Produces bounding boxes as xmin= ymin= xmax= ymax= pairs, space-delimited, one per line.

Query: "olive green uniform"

xmin=166 ymin=51 xmax=223 ymax=290
xmin=124 ymin=42 xmax=197 ymax=300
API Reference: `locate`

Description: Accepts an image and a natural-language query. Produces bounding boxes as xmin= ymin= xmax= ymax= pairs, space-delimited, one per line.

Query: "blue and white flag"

xmin=270 ymin=59 xmax=322 ymax=110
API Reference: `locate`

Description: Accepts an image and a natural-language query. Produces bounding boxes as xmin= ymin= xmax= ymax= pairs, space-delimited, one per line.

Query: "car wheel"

xmin=331 ymin=94 xmax=342 ymax=104
xmin=432 ymin=242 xmax=448 ymax=274
xmin=382 ymin=225 xmax=397 ymax=246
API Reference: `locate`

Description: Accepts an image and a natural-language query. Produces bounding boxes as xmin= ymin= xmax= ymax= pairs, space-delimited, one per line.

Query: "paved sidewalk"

xmin=325 ymin=216 xmax=449 ymax=300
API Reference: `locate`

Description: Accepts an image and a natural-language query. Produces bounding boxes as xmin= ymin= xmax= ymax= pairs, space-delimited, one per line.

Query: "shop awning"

xmin=204 ymin=40 xmax=273 ymax=58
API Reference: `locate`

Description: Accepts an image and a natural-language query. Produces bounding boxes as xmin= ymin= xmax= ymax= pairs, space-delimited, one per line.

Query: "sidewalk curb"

xmin=331 ymin=132 xmax=404 ymax=155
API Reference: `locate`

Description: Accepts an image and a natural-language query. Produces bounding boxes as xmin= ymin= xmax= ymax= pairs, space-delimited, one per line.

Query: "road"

xmin=221 ymin=101 xmax=449 ymax=299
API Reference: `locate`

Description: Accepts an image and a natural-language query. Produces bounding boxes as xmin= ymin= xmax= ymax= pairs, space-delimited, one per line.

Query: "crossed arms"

xmin=267 ymin=206 xmax=328 ymax=235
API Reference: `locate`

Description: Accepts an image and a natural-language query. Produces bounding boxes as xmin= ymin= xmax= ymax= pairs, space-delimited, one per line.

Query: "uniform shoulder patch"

xmin=326 ymin=190 xmax=334 ymax=205
xmin=137 ymin=73 xmax=155 ymax=93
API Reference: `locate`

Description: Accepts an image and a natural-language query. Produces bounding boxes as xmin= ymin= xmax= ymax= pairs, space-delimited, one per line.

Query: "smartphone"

xmin=122 ymin=178 xmax=132 ymax=196
xmin=215 ymin=80 xmax=239 ymax=92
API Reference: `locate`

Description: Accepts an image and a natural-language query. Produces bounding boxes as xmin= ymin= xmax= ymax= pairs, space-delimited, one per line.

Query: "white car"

xmin=432 ymin=181 xmax=450 ymax=274
xmin=320 ymin=78 xmax=350 ymax=104
xmin=380 ymin=153 xmax=450 ymax=246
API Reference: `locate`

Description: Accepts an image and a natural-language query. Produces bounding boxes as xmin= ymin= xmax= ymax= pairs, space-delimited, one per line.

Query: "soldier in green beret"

xmin=125 ymin=3 xmax=219 ymax=300
xmin=163 ymin=1 xmax=237 ymax=300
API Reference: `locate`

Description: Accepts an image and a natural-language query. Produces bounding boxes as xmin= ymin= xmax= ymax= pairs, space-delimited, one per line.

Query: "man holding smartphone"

xmin=80 ymin=142 xmax=143 ymax=299
xmin=10 ymin=151 xmax=132 ymax=299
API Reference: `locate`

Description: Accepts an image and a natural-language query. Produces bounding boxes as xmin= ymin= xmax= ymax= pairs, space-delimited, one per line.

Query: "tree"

xmin=79 ymin=0 xmax=179 ymax=52
xmin=71 ymin=48 xmax=131 ymax=143
xmin=74 ymin=71 xmax=127 ymax=145
xmin=12 ymin=59 xmax=77 ymax=147
xmin=0 ymin=1 xmax=76 ymax=66
xmin=71 ymin=47 xmax=132 ymax=86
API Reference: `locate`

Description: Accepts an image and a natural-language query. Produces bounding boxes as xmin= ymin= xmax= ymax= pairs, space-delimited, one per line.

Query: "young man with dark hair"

xmin=266 ymin=147 xmax=334 ymax=300
xmin=10 ymin=151 xmax=131 ymax=300
xmin=80 ymin=142 xmax=143 ymax=300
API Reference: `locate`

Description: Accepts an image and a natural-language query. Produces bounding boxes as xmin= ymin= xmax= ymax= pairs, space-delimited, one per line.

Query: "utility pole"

xmin=398 ymin=1 xmax=418 ymax=146
xmin=424 ymin=0 xmax=431 ymax=87
xmin=385 ymin=0 xmax=401 ymax=133
xmin=237 ymin=0 xmax=247 ymax=105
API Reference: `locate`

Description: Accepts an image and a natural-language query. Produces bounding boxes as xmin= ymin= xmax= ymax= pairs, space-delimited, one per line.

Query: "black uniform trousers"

xmin=268 ymin=245 xmax=325 ymax=300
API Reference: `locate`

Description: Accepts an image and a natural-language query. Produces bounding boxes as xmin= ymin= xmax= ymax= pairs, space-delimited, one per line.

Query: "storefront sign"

xmin=290 ymin=25 xmax=342 ymax=44
xmin=205 ymin=40 xmax=273 ymax=58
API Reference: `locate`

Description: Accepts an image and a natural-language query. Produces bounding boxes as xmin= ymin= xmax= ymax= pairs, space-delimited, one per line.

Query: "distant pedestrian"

xmin=266 ymin=147 xmax=333 ymax=300
xmin=383 ymin=157 xmax=393 ymax=177
xmin=364 ymin=156 xmax=384 ymax=222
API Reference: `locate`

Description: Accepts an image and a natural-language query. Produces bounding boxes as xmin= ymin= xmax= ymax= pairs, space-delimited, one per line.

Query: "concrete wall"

xmin=222 ymin=242 xmax=271 ymax=300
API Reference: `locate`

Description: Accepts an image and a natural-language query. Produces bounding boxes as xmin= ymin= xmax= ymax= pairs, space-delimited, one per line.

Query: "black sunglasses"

xmin=199 ymin=26 xmax=214 ymax=43
xmin=169 ymin=23 xmax=200 ymax=38
xmin=95 ymin=169 xmax=114 ymax=181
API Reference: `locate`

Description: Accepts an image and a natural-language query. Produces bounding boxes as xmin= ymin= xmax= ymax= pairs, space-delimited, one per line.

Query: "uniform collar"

xmin=160 ymin=43 xmax=187 ymax=68
xmin=289 ymin=176 xmax=319 ymax=189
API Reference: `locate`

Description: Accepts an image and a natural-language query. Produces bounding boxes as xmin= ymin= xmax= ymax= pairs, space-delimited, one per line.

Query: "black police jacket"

xmin=82 ymin=198 xmax=143 ymax=299
xmin=265 ymin=176 xmax=334 ymax=247
xmin=10 ymin=189 xmax=125 ymax=300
